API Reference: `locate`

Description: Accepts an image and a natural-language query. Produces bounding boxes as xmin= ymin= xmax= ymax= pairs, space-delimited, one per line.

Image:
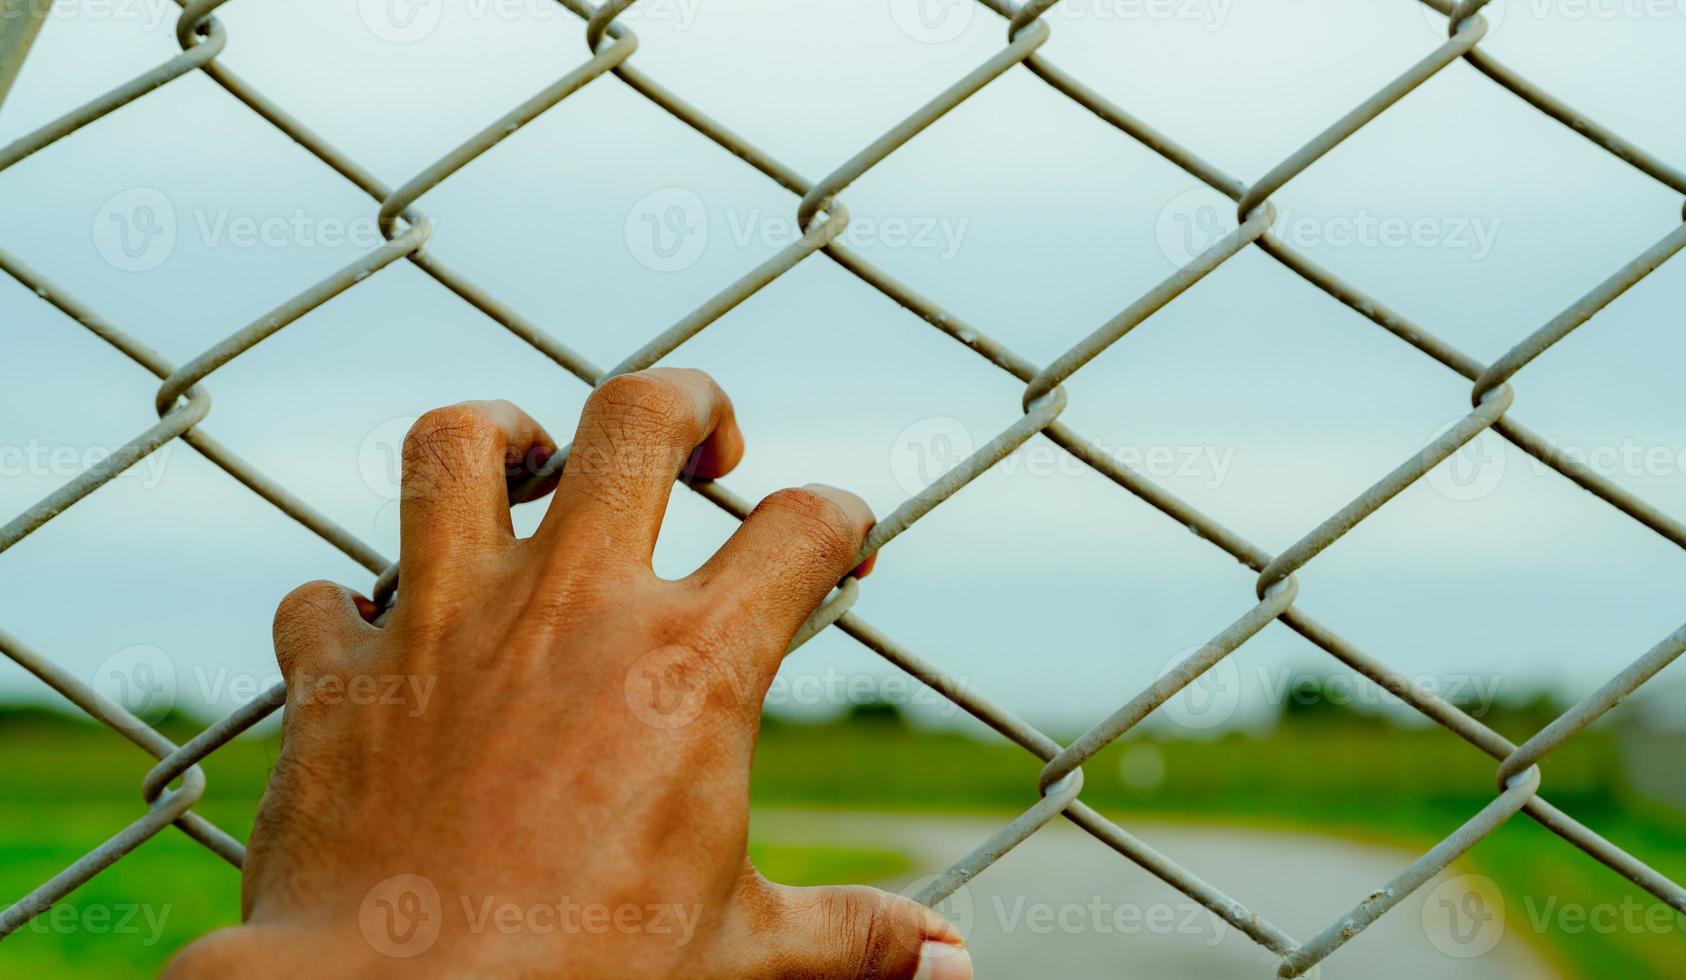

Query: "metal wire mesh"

xmin=2 ymin=0 xmax=1684 ymax=974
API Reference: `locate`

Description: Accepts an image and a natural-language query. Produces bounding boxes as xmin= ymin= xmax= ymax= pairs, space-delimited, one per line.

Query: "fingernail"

xmin=912 ymin=940 xmax=972 ymax=980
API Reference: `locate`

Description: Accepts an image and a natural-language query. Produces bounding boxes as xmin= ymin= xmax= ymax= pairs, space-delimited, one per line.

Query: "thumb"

xmin=746 ymin=881 xmax=971 ymax=980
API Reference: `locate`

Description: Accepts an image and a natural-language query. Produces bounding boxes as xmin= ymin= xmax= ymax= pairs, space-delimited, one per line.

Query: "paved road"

xmin=751 ymin=810 xmax=1558 ymax=980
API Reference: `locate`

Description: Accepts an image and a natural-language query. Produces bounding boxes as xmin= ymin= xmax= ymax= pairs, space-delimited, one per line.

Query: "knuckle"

xmin=272 ymin=580 xmax=345 ymax=670
xmin=403 ymin=404 xmax=499 ymax=464
xmin=274 ymin=580 xmax=344 ymax=631
xmin=587 ymin=373 xmax=694 ymax=439
xmin=657 ymin=367 xmax=724 ymax=403
xmin=760 ymin=488 xmax=859 ymax=559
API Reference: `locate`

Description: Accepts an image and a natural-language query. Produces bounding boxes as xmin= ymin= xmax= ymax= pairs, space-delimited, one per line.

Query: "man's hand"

xmin=164 ymin=369 xmax=970 ymax=979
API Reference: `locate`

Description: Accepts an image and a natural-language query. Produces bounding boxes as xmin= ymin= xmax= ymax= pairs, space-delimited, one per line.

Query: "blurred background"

xmin=1 ymin=0 xmax=1683 ymax=976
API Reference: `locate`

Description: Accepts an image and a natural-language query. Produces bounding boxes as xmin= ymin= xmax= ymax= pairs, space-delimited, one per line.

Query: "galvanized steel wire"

xmin=2 ymin=0 xmax=1685 ymax=974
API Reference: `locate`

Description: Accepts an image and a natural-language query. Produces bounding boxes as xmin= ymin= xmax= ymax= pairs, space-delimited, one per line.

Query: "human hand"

xmin=164 ymin=368 xmax=969 ymax=979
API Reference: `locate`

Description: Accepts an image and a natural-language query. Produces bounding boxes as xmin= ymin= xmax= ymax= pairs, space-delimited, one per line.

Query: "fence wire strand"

xmin=2 ymin=0 xmax=1684 ymax=973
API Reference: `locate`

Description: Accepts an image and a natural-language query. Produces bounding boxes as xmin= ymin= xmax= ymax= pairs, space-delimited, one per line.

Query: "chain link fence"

xmin=2 ymin=0 xmax=1684 ymax=974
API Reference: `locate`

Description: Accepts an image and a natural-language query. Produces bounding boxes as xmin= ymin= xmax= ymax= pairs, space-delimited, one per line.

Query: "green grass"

xmin=3 ymin=706 xmax=1684 ymax=978
xmin=750 ymin=711 xmax=1686 ymax=979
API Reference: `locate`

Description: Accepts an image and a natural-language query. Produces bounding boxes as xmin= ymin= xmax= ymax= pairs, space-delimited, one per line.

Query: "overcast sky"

xmin=2 ymin=0 xmax=1683 ymax=737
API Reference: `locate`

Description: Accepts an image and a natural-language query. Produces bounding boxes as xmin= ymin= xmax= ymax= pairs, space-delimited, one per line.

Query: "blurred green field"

xmin=3 ymin=701 xmax=1683 ymax=978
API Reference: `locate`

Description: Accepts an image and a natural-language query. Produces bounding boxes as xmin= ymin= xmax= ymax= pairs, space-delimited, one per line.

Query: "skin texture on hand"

xmin=161 ymin=369 xmax=970 ymax=980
